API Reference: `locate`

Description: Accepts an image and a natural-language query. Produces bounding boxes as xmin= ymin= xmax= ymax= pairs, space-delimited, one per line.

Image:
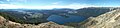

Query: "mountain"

xmin=74 ymin=7 xmax=116 ymax=18
xmin=0 ymin=16 xmax=74 ymax=28
xmin=0 ymin=7 xmax=120 ymax=28
xmin=0 ymin=7 xmax=118 ymax=24
xmin=78 ymin=8 xmax=120 ymax=28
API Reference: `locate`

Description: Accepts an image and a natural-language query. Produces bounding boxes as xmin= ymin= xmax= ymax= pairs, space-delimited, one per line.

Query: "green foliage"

xmin=0 ymin=12 xmax=26 ymax=24
xmin=0 ymin=12 xmax=49 ymax=25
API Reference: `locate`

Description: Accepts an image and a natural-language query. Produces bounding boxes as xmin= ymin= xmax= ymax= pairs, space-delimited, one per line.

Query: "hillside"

xmin=0 ymin=16 xmax=74 ymax=28
xmin=75 ymin=7 xmax=116 ymax=18
xmin=79 ymin=9 xmax=120 ymax=28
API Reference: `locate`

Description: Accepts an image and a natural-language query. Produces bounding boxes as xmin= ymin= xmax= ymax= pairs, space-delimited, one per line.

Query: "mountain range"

xmin=0 ymin=7 xmax=120 ymax=28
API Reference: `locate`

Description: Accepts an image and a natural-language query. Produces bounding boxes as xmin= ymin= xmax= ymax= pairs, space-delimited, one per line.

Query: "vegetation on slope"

xmin=0 ymin=12 xmax=26 ymax=24
xmin=0 ymin=12 xmax=49 ymax=25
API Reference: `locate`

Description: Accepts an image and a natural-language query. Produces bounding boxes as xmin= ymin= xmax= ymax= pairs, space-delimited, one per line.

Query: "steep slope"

xmin=0 ymin=16 xmax=74 ymax=28
xmin=80 ymin=9 xmax=120 ymax=28
xmin=75 ymin=7 xmax=116 ymax=18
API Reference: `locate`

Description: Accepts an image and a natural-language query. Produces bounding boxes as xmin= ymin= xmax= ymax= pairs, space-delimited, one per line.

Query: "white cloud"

xmin=7 ymin=0 xmax=27 ymax=2
xmin=52 ymin=2 xmax=59 ymax=5
xmin=52 ymin=1 xmax=62 ymax=5
xmin=0 ymin=4 xmax=25 ymax=9
xmin=0 ymin=3 xmax=101 ymax=9
xmin=47 ymin=3 xmax=99 ymax=9
xmin=16 ymin=0 xmax=28 ymax=2
xmin=66 ymin=3 xmax=99 ymax=9
xmin=6 ymin=0 xmax=10 ymax=2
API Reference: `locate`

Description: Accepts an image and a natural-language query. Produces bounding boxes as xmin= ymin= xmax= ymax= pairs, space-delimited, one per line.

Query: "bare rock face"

xmin=0 ymin=16 xmax=74 ymax=28
xmin=80 ymin=9 xmax=120 ymax=28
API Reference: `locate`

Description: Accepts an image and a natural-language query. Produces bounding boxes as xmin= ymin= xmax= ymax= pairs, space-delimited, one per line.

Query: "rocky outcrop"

xmin=0 ymin=16 xmax=74 ymax=28
xmin=80 ymin=9 xmax=120 ymax=28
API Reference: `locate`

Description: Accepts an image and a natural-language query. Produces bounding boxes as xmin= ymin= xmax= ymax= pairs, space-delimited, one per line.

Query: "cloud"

xmin=52 ymin=2 xmax=59 ymax=5
xmin=0 ymin=0 xmax=9 ymax=3
xmin=0 ymin=4 xmax=25 ymax=9
xmin=17 ymin=0 xmax=24 ymax=1
xmin=15 ymin=0 xmax=28 ymax=2
xmin=0 ymin=3 xmax=103 ymax=9
xmin=0 ymin=0 xmax=10 ymax=2
xmin=6 ymin=0 xmax=10 ymax=2
xmin=46 ymin=3 xmax=99 ymax=9
xmin=65 ymin=3 xmax=99 ymax=9
xmin=5 ymin=0 xmax=28 ymax=2
xmin=52 ymin=1 xmax=62 ymax=5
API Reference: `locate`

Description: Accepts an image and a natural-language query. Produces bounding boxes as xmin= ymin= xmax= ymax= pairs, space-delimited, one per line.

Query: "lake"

xmin=47 ymin=15 xmax=87 ymax=24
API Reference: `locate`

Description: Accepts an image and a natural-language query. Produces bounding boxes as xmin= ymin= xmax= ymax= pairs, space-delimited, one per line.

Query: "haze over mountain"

xmin=0 ymin=7 xmax=120 ymax=28
xmin=0 ymin=0 xmax=120 ymax=9
xmin=1 ymin=0 xmax=120 ymax=28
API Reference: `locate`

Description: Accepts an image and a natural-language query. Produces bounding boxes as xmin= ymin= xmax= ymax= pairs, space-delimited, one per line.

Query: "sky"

xmin=0 ymin=0 xmax=120 ymax=9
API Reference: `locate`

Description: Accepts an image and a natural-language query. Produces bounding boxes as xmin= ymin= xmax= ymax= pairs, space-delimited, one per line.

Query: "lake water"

xmin=47 ymin=15 xmax=87 ymax=24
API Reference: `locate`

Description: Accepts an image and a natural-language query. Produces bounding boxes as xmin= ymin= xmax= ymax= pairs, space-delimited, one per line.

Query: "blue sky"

xmin=0 ymin=0 xmax=120 ymax=9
